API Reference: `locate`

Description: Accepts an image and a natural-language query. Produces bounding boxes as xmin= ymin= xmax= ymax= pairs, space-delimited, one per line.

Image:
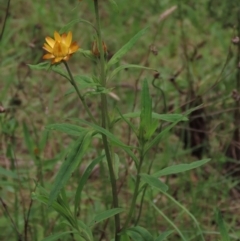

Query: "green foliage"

xmin=139 ymin=79 xmax=158 ymax=142
xmin=74 ymin=155 xmax=104 ymax=216
xmin=49 ymin=131 xmax=93 ymax=205
xmin=107 ymin=27 xmax=149 ymax=66
xmin=153 ymin=159 xmax=211 ymax=177
xmin=1 ymin=0 xmax=238 ymax=241
xmin=215 ymin=210 xmax=231 ymax=241
xmin=40 ymin=231 xmax=78 ymax=241
xmin=89 ymin=208 xmax=125 ymax=226
xmin=140 ymin=173 xmax=168 ymax=192
xmin=46 ymin=123 xmax=86 ymax=136
xmin=126 ymin=226 xmax=154 ymax=241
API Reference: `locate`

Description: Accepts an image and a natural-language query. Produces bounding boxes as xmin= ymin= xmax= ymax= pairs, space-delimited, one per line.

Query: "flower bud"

xmin=91 ymin=41 xmax=107 ymax=57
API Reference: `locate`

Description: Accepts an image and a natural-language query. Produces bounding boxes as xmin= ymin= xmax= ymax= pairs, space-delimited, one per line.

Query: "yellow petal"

xmin=63 ymin=55 xmax=70 ymax=61
xmin=65 ymin=32 xmax=72 ymax=47
xmin=54 ymin=56 xmax=64 ymax=63
xmin=45 ymin=37 xmax=55 ymax=48
xmin=43 ymin=53 xmax=54 ymax=59
xmin=54 ymin=31 xmax=61 ymax=42
xmin=69 ymin=42 xmax=79 ymax=54
xmin=43 ymin=43 xmax=53 ymax=53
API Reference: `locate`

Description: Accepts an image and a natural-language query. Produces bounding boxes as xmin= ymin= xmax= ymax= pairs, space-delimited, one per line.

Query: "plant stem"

xmin=122 ymin=147 xmax=145 ymax=230
xmin=63 ymin=61 xmax=97 ymax=124
xmin=93 ymin=1 xmax=120 ymax=240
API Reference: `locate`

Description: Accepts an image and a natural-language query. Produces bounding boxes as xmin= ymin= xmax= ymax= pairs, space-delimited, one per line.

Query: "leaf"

xmin=51 ymin=65 xmax=70 ymax=80
xmin=49 ymin=131 xmax=92 ymax=205
xmin=28 ymin=62 xmax=51 ymax=71
xmin=153 ymin=159 xmax=210 ymax=178
xmin=139 ymin=79 xmax=158 ymax=140
xmin=215 ymin=210 xmax=230 ymax=241
xmin=89 ymin=208 xmax=124 ymax=226
xmin=108 ymin=27 xmax=149 ymax=66
xmin=32 ymin=192 xmax=76 ymax=227
xmin=127 ymin=226 xmax=154 ymax=241
xmin=23 ymin=122 xmax=35 ymax=159
xmin=127 ymin=230 xmax=144 ymax=241
xmin=120 ymin=233 xmax=131 ymax=241
xmin=46 ymin=123 xmax=86 ymax=136
xmin=40 ymin=231 xmax=77 ymax=241
xmin=112 ymin=112 xmax=188 ymax=125
xmin=108 ymin=64 xmax=156 ymax=81
xmin=74 ymin=155 xmax=104 ymax=216
xmin=140 ymin=174 xmax=168 ymax=192
xmin=78 ymin=220 xmax=94 ymax=241
xmin=152 ymin=203 xmax=187 ymax=241
xmin=115 ymin=107 xmax=138 ymax=136
xmin=152 ymin=113 xmax=188 ymax=122
xmin=154 ymin=230 xmax=173 ymax=241
xmin=144 ymin=120 xmax=181 ymax=154
xmin=70 ymin=118 xmax=139 ymax=166
xmin=140 ymin=79 xmax=152 ymax=130
xmin=74 ymin=75 xmax=97 ymax=86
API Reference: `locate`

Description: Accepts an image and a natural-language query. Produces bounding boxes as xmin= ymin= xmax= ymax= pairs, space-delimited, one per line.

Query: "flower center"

xmin=52 ymin=41 xmax=69 ymax=57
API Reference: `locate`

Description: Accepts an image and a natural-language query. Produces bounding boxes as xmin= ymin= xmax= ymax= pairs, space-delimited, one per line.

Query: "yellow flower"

xmin=42 ymin=31 xmax=79 ymax=64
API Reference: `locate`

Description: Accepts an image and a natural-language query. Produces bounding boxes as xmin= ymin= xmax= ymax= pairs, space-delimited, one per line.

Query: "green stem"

xmin=122 ymin=147 xmax=145 ymax=230
xmin=63 ymin=61 xmax=97 ymax=124
xmin=93 ymin=1 xmax=120 ymax=240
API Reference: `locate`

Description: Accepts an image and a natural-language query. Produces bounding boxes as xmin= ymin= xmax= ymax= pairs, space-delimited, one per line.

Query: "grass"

xmin=1 ymin=0 xmax=240 ymax=240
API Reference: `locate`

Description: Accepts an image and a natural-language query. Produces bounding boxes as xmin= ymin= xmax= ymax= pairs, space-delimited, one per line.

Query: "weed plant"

xmin=0 ymin=0 xmax=240 ymax=241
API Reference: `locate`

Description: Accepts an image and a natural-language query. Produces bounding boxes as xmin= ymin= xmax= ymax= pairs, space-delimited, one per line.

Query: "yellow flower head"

xmin=43 ymin=31 xmax=79 ymax=64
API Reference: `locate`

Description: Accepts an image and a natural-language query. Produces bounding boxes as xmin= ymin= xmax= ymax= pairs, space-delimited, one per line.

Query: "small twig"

xmin=0 ymin=0 xmax=11 ymax=42
xmin=0 ymin=197 xmax=22 ymax=240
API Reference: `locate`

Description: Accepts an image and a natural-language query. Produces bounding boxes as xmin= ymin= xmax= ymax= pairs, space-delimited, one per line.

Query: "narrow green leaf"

xmin=23 ymin=122 xmax=35 ymax=158
xmin=28 ymin=62 xmax=51 ymax=71
xmin=155 ymin=230 xmax=173 ymax=241
xmin=140 ymin=174 xmax=168 ymax=192
xmin=140 ymin=79 xmax=152 ymax=128
xmin=40 ymin=231 xmax=77 ymax=241
xmin=152 ymin=113 xmax=188 ymax=122
xmin=126 ymin=230 xmax=144 ymax=241
xmin=49 ymin=131 xmax=92 ymax=205
xmin=32 ymin=193 xmax=75 ymax=227
xmin=152 ymin=203 xmax=187 ymax=241
xmin=89 ymin=208 xmax=124 ymax=226
xmin=51 ymin=65 xmax=70 ymax=80
xmin=139 ymin=79 xmax=158 ymax=140
xmin=115 ymin=107 xmax=138 ymax=136
xmin=108 ymin=64 xmax=156 ymax=81
xmin=70 ymin=118 xmax=139 ymax=166
xmin=120 ymin=233 xmax=131 ymax=241
xmin=46 ymin=123 xmax=86 ymax=136
xmin=126 ymin=226 xmax=153 ymax=241
xmin=75 ymin=155 xmax=104 ymax=216
xmin=112 ymin=112 xmax=188 ymax=125
xmin=70 ymin=118 xmax=133 ymax=149
xmin=74 ymin=75 xmax=94 ymax=84
xmin=108 ymin=27 xmax=148 ymax=66
xmin=78 ymin=220 xmax=94 ymax=241
xmin=153 ymin=159 xmax=210 ymax=178
xmin=215 ymin=210 xmax=230 ymax=241
xmin=144 ymin=120 xmax=181 ymax=154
